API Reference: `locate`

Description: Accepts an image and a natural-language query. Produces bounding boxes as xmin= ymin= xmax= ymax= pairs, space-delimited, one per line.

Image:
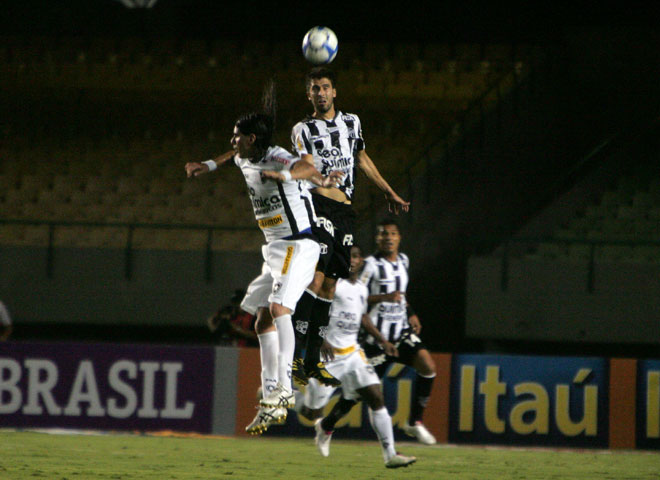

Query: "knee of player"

xmin=362 ymin=386 xmax=385 ymax=410
xmin=416 ymin=350 xmax=436 ymax=376
xmin=269 ymin=303 xmax=291 ymax=319
xmin=255 ymin=307 xmax=275 ymax=333
xmin=308 ymin=271 xmax=325 ymax=293
xmin=319 ymin=277 xmax=337 ymax=299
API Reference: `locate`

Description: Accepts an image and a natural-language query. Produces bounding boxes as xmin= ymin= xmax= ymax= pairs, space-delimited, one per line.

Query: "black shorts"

xmin=311 ymin=193 xmax=356 ymax=280
xmin=362 ymin=329 xmax=428 ymax=378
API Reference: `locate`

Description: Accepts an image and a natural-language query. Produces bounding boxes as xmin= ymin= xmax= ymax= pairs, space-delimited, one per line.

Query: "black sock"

xmin=292 ymin=290 xmax=316 ymax=359
xmin=409 ymin=374 xmax=435 ymax=424
xmin=321 ymin=397 xmax=357 ymax=431
xmin=304 ymin=297 xmax=332 ymax=367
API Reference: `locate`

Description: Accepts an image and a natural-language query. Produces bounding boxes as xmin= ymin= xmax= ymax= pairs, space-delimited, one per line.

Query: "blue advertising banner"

xmin=267 ymin=363 xmax=419 ymax=441
xmin=0 ymin=342 xmax=215 ymax=432
xmin=449 ymin=354 xmax=608 ymax=448
xmin=636 ymin=359 xmax=660 ymax=450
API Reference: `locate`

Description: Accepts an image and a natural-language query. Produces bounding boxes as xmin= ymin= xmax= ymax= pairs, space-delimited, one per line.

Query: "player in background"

xmin=360 ymin=218 xmax=437 ymax=445
xmin=185 ymin=83 xmax=341 ymax=435
xmin=0 ymin=300 xmax=12 ymax=341
xmin=290 ymin=67 xmax=410 ymax=387
xmin=300 ymin=245 xmax=416 ymax=469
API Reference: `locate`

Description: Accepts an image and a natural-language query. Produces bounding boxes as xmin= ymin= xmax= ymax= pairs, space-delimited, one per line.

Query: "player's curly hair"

xmin=235 ymin=80 xmax=277 ymax=153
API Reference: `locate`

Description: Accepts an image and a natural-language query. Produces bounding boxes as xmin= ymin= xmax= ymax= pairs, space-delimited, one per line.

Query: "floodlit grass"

xmin=0 ymin=431 xmax=658 ymax=480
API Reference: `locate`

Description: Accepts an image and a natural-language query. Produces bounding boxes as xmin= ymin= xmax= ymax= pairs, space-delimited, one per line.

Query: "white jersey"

xmin=291 ymin=111 xmax=364 ymax=201
xmin=234 ymin=146 xmax=316 ymax=243
xmin=325 ymin=278 xmax=369 ymax=350
xmin=360 ymin=253 xmax=410 ymax=343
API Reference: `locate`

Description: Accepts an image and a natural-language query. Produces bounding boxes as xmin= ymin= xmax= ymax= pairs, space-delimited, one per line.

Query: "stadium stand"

xmin=0 ymin=36 xmax=529 ymax=250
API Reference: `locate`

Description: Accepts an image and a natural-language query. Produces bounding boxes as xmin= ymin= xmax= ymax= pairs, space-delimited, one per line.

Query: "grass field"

xmin=1 ymin=430 xmax=659 ymax=480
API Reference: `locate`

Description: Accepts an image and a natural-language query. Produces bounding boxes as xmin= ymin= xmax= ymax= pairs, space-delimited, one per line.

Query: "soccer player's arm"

xmin=185 ymin=150 xmax=235 ymax=178
xmin=361 ymin=314 xmax=398 ymax=357
xmin=406 ymin=304 xmax=422 ymax=334
xmin=357 ymin=149 xmax=410 ymax=214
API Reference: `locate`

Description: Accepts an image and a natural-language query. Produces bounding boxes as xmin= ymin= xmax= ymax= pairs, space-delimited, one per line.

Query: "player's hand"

xmin=382 ymin=341 xmax=399 ymax=358
xmin=408 ymin=314 xmax=422 ymax=334
xmin=260 ymin=170 xmax=284 ymax=182
xmin=320 ymin=339 xmax=335 ymax=363
xmin=384 ymin=191 xmax=410 ymax=214
xmin=320 ymin=170 xmax=345 ymax=188
xmin=185 ymin=162 xmax=209 ymax=178
xmin=384 ymin=291 xmax=404 ymax=303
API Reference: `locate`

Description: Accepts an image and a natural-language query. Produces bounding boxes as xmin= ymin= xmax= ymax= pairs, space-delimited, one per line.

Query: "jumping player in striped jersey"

xmin=359 ymin=218 xmax=438 ymax=445
xmin=185 ymin=84 xmax=342 ymax=435
xmin=300 ymin=245 xmax=416 ymax=469
xmin=290 ymin=67 xmax=410 ymax=388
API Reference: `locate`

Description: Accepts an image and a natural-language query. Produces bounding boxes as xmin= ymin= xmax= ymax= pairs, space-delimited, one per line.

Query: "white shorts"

xmin=304 ymin=378 xmax=337 ymax=410
xmin=241 ymin=238 xmax=320 ymax=315
xmin=305 ymin=345 xmax=381 ymax=407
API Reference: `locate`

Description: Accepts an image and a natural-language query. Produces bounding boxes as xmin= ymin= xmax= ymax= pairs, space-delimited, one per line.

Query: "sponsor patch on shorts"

xmin=281 ymin=245 xmax=294 ymax=274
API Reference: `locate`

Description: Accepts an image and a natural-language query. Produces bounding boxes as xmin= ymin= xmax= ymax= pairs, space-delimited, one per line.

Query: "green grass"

xmin=0 ymin=431 xmax=658 ymax=480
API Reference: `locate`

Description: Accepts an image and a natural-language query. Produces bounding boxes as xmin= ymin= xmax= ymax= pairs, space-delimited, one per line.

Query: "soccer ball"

xmin=302 ymin=26 xmax=338 ymax=65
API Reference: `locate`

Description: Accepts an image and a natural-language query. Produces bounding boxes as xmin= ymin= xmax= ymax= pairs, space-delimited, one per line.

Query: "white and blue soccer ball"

xmin=302 ymin=26 xmax=338 ymax=65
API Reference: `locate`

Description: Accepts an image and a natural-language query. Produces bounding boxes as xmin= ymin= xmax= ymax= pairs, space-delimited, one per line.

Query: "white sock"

xmin=369 ymin=407 xmax=397 ymax=462
xmin=258 ymin=331 xmax=279 ymax=398
xmin=274 ymin=314 xmax=295 ymax=391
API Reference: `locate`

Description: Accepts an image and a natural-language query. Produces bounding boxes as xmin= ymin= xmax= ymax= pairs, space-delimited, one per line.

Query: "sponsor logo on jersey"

xmin=258 ymin=214 xmax=284 ymax=229
xmin=319 ymin=148 xmax=341 ymax=158
xmin=316 ymin=217 xmax=335 ymax=236
xmin=342 ymin=234 xmax=353 ymax=246
xmin=249 ymin=189 xmax=282 ymax=213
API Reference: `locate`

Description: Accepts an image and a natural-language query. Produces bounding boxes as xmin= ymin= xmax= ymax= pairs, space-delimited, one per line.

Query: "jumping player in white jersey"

xmin=185 ymin=85 xmax=341 ymax=435
xmin=300 ymin=245 xmax=416 ymax=469
xmin=289 ymin=67 xmax=410 ymax=388
xmin=360 ymin=218 xmax=437 ymax=445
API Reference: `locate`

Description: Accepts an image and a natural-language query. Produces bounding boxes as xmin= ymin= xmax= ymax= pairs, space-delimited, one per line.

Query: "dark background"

xmin=2 ymin=1 xmax=660 ymax=355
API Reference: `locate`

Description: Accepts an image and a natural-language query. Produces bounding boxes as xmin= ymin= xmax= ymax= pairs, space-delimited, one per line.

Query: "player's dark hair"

xmin=351 ymin=243 xmax=363 ymax=256
xmin=235 ymin=80 xmax=277 ymax=153
xmin=376 ymin=217 xmax=400 ymax=233
xmin=306 ymin=67 xmax=337 ymax=90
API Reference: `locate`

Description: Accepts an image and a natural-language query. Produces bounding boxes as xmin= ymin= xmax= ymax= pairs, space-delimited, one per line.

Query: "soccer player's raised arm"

xmin=357 ymin=150 xmax=410 ymax=214
xmin=185 ymin=150 xmax=235 ymax=178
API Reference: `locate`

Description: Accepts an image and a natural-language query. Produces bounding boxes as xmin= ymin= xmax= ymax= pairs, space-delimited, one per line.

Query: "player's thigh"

xmin=240 ymin=261 xmax=272 ymax=316
xmin=304 ymin=377 xmax=337 ymax=410
xmin=266 ymin=238 xmax=320 ymax=312
xmin=335 ymin=350 xmax=381 ymax=401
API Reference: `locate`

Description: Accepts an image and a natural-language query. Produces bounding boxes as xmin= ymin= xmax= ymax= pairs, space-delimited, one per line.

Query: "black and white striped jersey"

xmin=359 ymin=252 xmax=410 ymax=343
xmin=291 ymin=111 xmax=365 ymax=201
xmin=234 ymin=146 xmax=316 ymax=243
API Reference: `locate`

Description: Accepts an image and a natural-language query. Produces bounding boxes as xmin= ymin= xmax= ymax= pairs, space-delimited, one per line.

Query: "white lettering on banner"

xmin=63 ymin=360 xmax=105 ymax=417
xmin=0 ymin=359 xmax=22 ymax=413
xmin=23 ymin=359 xmax=62 ymax=415
xmin=162 ymin=363 xmax=194 ymax=419
xmin=0 ymin=357 xmax=196 ymax=420
xmin=138 ymin=362 xmax=160 ymax=418
xmin=107 ymin=361 xmax=138 ymax=419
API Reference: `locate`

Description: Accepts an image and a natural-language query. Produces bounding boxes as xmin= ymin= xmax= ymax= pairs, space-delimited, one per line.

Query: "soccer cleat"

xmin=402 ymin=421 xmax=437 ymax=445
xmin=260 ymin=383 xmax=295 ymax=409
xmin=245 ymin=406 xmax=287 ymax=435
xmin=292 ymin=357 xmax=309 ymax=387
xmin=314 ymin=419 xmax=332 ymax=457
xmin=385 ymin=453 xmax=417 ymax=469
xmin=307 ymin=362 xmax=341 ymax=387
